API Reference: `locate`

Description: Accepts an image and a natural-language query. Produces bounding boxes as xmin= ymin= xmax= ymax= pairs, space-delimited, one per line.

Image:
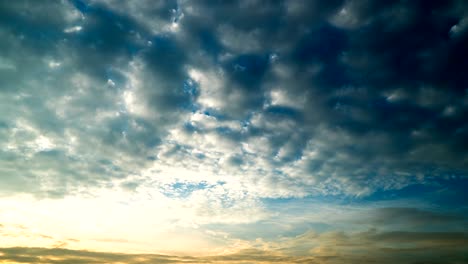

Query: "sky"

xmin=0 ymin=0 xmax=467 ymax=263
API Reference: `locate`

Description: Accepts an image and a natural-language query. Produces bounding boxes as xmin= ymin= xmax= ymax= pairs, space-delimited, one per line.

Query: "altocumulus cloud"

xmin=1 ymin=0 xmax=467 ymax=197
xmin=0 ymin=0 xmax=468 ymax=262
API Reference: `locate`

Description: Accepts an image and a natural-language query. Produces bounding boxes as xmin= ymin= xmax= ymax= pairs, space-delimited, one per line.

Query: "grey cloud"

xmin=279 ymin=229 xmax=468 ymax=264
xmin=369 ymin=230 xmax=468 ymax=245
xmin=372 ymin=207 xmax=468 ymax=228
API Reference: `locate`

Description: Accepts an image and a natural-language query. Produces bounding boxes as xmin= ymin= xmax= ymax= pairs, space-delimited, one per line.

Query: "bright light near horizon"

xmin=0 ymin=189 xmax=242 ymax=255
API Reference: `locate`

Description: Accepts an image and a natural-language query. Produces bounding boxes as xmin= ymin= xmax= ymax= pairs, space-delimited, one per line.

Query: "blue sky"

xmin=0 ymin=0 xmax=467 ymax=263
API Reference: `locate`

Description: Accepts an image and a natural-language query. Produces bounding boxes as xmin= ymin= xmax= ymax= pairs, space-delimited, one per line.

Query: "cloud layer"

xmin=1 ymin=0 xmax=467 ymax=201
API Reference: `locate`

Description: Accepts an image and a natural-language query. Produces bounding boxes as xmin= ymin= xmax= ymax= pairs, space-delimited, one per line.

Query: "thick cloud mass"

xmin=1 ymin=0 xmax=468 ymax=199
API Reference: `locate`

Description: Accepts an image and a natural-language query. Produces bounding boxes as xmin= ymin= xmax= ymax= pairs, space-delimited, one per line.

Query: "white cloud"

xmin=450 ymin=17 xmax=468 ymax=38
xmin=64 ymin=25 xmax=82 ymax=33
xmin=189 ymin=67 xmax=227 ymax=110
xmin=217 ymin=25 xmax=262 ymax=53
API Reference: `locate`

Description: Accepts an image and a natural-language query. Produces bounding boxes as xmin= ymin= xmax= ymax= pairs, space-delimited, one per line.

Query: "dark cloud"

xmin=372 ymin=207 xmax=468 ymax=228
xmin=0 ymin=247 xmax=193 ymax=264
xmin=156 ymin=0 xmax=468 ymax=196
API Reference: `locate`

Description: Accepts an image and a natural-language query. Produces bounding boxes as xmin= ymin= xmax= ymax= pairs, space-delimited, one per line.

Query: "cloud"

xmin=165 ymin=0 xmax=468 ymax=197
xmin=1 ymin=0 xmax=467 ymax=202
xmin=0 ymin=247 xmax=192 ymax=264
xmin=1 ymin=228 xmax=467 ymax=264
xmin=1 ymin=191 xmax=467 ymax=260
xmin=0 ymin=0 xmax=194 ymax=198
xmin=371 ymin=207 xmax=468 ymax=229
